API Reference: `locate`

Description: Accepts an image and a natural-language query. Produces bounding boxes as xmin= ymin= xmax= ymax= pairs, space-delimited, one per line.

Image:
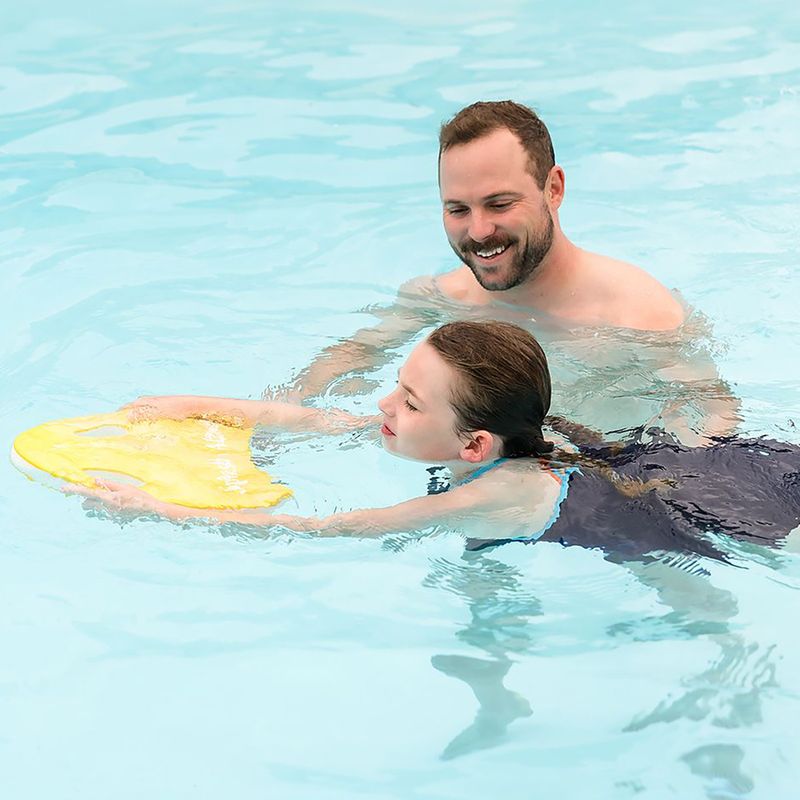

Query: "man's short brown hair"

xmin=439 ymin=100 xmax=556 ymax=189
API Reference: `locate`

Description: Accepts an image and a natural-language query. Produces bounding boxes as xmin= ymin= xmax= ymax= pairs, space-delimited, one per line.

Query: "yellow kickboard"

xmin=12 ymin=411 xmax=292 ymax=509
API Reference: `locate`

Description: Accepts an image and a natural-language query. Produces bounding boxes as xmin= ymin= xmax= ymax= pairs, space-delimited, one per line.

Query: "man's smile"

xmin=461 ymin=237 xmax=514 ymax=266
xmin=474 ymin=243 xmax=510 ymax=261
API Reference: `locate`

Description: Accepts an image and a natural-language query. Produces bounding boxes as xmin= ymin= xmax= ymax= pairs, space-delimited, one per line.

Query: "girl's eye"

xmin=404 ymin=399 xmax=418 ymax=412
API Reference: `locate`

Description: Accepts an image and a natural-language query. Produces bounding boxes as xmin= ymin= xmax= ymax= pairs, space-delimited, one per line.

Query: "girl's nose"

xmin=378 ymin=388 xmax=397 ymax=416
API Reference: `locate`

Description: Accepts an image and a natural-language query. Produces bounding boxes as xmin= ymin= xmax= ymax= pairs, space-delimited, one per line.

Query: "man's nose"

xmin=467 ymin=210 xmax=495 ymax=242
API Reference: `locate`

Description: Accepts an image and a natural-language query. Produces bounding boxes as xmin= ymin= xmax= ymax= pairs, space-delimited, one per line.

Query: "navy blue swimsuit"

xmin=463 ymin=436 xmax=800 ymax=561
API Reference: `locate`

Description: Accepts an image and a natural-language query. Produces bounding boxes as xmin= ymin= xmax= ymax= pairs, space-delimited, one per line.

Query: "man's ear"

xmin=546 ymin=165 xmax=565 ymax=210
xmin=459 ymin=430 xmax=497 ymax=464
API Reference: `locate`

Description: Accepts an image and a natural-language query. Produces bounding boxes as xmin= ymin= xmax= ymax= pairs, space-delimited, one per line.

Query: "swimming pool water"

xmin=2 ymin=2 xmax=800 ymax=798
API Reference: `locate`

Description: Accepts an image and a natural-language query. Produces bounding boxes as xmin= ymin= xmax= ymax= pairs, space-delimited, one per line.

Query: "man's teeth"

xmin=476 ymin=244 xmax=508 ymax=258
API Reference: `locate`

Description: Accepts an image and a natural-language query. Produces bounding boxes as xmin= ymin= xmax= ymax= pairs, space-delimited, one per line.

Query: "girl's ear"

xmin=459 ymin=430 xmax=498 ymax=464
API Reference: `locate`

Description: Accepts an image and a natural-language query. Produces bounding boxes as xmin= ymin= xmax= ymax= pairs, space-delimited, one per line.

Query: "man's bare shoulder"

xmin=581 ymin=251 xmax=685 ymax=331
xmin=398 ymin=274 xmax=436 ymax=295
xmin=432 ymin=266 xmax=490 ymax=305
xmin=392 ymin=274 xmax=466 ymax=320
xmin=410 ymin=255 xmax=684 ymax=331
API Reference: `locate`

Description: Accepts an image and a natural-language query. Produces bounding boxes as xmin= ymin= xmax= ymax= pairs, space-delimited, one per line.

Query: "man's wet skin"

xmin=284 ymin=103 xmax=737 ymax=444
xmin=437 ymin=126 xmax=685 ymax=330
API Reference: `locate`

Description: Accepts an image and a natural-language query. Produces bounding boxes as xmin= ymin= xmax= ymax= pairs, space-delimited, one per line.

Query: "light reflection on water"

xmin=2 ymin=1 xmax=800 ymax=798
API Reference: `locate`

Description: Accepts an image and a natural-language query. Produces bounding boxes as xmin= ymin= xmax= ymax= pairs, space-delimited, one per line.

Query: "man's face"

xmin=439 ymin=128 xmax=555 ymax=292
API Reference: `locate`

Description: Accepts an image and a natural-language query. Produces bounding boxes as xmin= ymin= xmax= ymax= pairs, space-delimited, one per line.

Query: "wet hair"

xmin=427 ymin=321 xmax=674 ymax=498
xmin=427 ymin=321 xmax=554 ymax=458
xmin=439 ymin=100 xmax=556 ymax=189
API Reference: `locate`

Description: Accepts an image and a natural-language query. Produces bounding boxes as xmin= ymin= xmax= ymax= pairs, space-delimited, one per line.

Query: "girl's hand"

xmin=121 ymin=395 xmax=200 ymax=423
xmin=62 ymin=480 xmax=167 ymax=515
xmin=63 ymin=481 xmax=322 ymax=531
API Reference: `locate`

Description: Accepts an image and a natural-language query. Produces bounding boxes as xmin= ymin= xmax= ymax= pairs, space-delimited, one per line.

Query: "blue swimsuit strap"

xmin=536 ymin=465 xmax=573 ymax=540
xmin=472 ymin=458 xmax=575 ymax=543
xmin=458 ymin=457 xmax=509 ymax=485
xmin=460 ymin=458 xmax=578 ymax=551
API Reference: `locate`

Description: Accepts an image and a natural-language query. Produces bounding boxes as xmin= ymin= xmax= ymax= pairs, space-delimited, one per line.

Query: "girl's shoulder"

xmin=456 ymin=457 xmax=567 ymax=505
xmin=449 ymin=457 xmax=568 ymax=541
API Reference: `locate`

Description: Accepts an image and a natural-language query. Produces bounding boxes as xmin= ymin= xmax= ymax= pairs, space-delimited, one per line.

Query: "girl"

xmin=70 ymin=321 xmax=571 ymax=544
xmin=69 ymin=322 xmax=800 ymax=559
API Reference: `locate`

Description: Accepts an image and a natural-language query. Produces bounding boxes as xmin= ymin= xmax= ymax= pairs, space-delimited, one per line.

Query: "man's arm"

xmin=652 ymin=358 xmax=742 ymax=447
xmin=582 ymin=258 xmax=740 ymax=444
xmin=273 ymin=278 xmax=441 ymax=402
xmin=645 ymin=307 xmax=742 ymax=446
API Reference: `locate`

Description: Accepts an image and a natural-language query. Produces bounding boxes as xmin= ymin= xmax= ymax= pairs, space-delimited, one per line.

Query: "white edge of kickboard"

xmin=10 ymin=444 xmax=67 ymax=492
xmin=10 ymin=445 xmax=142 ymax=492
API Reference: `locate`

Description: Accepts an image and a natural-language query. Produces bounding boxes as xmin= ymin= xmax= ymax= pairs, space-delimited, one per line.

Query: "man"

xmin=284 ymin=101 xmax=737 ymax=445
xmin=436 ymin=101 xmax=684 ymax=330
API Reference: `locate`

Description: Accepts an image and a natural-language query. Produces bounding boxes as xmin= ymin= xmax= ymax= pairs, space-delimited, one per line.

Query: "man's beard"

xmin=453 ymin=211 xmax=554 ymax=292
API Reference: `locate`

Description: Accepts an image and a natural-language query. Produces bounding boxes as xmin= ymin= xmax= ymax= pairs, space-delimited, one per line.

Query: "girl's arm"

xmin=65 ymin=473 xmax=550 ymax=539
xmin=267 ymin=488 xmax=489 ymax=536
xmin=64 ymin=479 xmax=490 ymax=534
xmin=124 ymin=394 xmax=375 ymax=434
xmin=276 ymin=467 xmax=561 ymax=537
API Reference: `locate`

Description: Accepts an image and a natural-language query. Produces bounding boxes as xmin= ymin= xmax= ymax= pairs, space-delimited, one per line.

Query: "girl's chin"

xmin=380 ymin=440 xmax=450 ymax=464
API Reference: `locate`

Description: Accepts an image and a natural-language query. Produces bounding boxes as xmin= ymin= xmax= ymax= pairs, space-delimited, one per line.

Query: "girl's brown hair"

xmin=428 ymin=321 xmax=668 ymax=498
xmin=428 ymin=321 xmax=554 ymax=457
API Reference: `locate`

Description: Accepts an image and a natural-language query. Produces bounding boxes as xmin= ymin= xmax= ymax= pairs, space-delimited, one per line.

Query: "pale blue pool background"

xmin=2 ymin=1 xmax=800 ymax=797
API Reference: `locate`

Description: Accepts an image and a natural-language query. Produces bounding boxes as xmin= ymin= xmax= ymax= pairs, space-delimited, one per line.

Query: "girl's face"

xmin=377 ymin=340 xmax=468 ymax=462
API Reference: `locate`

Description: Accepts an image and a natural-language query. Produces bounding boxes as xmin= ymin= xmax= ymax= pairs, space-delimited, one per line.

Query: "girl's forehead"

xmin=404 ymin=341 xmax=458 ymax=402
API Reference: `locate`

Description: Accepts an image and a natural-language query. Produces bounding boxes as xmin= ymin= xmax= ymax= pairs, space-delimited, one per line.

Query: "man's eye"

xmin=447 ymin=206 xmax=468 ymax=217
xmin=489 ymin=201 xmax=511 ymax=211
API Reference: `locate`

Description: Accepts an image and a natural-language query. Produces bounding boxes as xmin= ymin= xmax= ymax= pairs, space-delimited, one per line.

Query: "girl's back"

xmin=469 ymin=436 xmax=800 ymax=561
